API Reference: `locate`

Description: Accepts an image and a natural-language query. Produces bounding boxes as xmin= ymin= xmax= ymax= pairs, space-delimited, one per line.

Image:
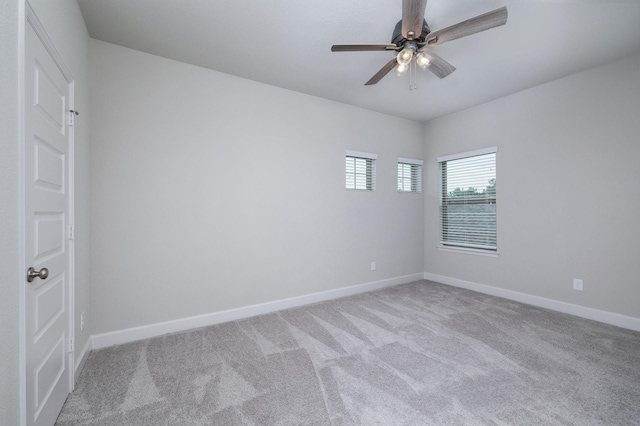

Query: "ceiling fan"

xmin=331 ymin=0 xmax=508 ymax=86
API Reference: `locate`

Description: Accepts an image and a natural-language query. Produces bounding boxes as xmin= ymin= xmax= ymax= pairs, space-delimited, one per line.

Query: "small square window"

xmin=397 ymin=157 xmax=423 ymax=193
xmin=345 ymin=150 xmax=377 ymax=191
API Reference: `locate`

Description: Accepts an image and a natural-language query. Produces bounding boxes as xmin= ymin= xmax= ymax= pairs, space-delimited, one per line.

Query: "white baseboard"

xmin=92 ymin=273 xmax=424 ymax=349
xmin=74 ymin=337 xmax=92 ymax=384
xmin=424 ymin=272 xmax=640 ymax=332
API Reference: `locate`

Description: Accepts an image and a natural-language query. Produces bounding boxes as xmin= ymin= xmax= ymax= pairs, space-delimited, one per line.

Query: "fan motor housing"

xmin=391 ymin=19 xmax=430 ymax=46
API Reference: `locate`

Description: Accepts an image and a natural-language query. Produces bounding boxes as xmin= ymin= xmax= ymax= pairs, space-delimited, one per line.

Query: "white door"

xmin=24 ymin=19 xmax=73 ymax=426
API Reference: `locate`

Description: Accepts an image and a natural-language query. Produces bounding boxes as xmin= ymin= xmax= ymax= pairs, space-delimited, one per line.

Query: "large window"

xmin=345 ymin=150 xmax=377 ymax=191
xmin=398 ymin=157 xmax=423 ymax=193
xmin=438 ymin=147 xmax=497 ymax=251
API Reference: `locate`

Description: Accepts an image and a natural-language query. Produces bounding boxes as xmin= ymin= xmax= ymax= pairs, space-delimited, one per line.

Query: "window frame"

xmin=397 ymin=157 xmax=423 ymax=193
xmin=345 ymin=150 xmax=377 ymax=191
xmin=437 ymin=146 xmax=498 ymax=253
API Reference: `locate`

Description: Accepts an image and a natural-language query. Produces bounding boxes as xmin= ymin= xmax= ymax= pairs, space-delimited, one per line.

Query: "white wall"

xmin=423 ymin=52 xmax=640 ymax=320
xmin=1 ymin=0 xmax=21 ymax=423
xmin=89 ymin=40 xmax=424 ymax=334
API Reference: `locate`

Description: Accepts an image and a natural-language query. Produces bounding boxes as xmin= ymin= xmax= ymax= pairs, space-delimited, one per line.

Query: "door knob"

xmin=27 ymin=267 xmax=49 ymax=282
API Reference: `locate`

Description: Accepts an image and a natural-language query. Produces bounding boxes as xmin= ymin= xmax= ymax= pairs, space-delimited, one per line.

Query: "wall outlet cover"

xmin=573 ymin=279 xmax=583 ymax=291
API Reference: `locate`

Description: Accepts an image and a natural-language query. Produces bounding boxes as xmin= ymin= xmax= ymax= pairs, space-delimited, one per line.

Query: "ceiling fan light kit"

xmin=331 ymin=0 xmax=508 ymax=89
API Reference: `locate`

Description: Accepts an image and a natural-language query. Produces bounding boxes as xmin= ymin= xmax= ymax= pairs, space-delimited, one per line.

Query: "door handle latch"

xmin=27 ymin=267 xmax=49 ymax=283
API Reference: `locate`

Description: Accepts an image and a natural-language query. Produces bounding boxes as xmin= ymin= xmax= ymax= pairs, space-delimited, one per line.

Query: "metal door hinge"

xmin=67 ymin=224 xmax=74 ymax=240
xmin=68 ymin=338 xmax=74 ymax=353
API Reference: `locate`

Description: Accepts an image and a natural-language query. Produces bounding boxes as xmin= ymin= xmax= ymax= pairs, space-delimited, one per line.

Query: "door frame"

xmin=19 ymin=2 xmax=76 ymax=424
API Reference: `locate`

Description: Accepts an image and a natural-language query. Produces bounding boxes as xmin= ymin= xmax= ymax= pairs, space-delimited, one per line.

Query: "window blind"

xmin=438 ymin=148 xmax=497 ymax=251
xmin=345 ymin=150 xmax=377 ymax=191
xmin=397 ymin=157 xmax=423 ymax=193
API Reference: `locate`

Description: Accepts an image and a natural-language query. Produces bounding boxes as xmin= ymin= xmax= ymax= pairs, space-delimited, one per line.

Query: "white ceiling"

xmin=76 ymin=0 xmax=640 ymax=122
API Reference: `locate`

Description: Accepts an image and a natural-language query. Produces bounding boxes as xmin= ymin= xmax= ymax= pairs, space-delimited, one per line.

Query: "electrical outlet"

xmin=371 ymin=261 xmax=376 ymax=271
xmin=80 ymin=312 xmax=85 ymax=331
xmin=573 ymin=279 xmax=583 ymax=291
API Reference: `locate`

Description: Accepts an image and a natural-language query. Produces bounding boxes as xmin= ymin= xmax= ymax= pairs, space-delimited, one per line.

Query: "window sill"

xmin=437 ymin=246 xmax=500 ymax=258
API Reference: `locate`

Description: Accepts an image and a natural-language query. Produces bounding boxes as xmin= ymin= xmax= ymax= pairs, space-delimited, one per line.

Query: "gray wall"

xmin=89 ymin=40 xmax=425 ymax=334
xmin=1 ymin=0 xmax=21 ymax=423
xmin=423 ymin=52 xmax=640 ymax=319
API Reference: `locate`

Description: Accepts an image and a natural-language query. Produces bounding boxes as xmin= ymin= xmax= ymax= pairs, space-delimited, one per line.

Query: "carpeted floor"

xmin=56 ymin=280 xmax=640 ymax=425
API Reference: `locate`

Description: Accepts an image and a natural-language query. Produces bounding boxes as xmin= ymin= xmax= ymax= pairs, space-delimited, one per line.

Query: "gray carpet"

xmin=56 ymin=280 xmax=640 ymax=425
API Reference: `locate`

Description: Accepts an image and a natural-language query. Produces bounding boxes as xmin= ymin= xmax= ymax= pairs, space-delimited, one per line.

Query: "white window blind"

xmin=345 ymin=150 xmax=377 ymax=191
xmin=438 ymin=147 xmax=497 ymax=251
xmin=398 ymin=157 xmax=423 ymax=193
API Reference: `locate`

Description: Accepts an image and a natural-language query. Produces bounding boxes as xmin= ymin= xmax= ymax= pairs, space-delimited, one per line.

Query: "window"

xmin=438 ymin=146 xmax=497 ymax=251
xmin=345 ymin=150 xmax=377 ymax=191
xmin=398 ymin=157 xmax=423 ymax=193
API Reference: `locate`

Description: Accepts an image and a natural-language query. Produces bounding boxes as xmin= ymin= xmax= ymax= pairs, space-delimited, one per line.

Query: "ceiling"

xmin=76 ymin=0 xmax=640 ymax=122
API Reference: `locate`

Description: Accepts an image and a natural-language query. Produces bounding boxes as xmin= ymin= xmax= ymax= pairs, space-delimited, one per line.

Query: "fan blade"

xmin=331 ymin=44 xmax=398 ymax=52
xmin=426 ymin=6 xmax=508 ymax=46
xmin=365 ymin=57 xmax=398 ymax=86
xmin=402 ymin=0 xmax=428 ymax=39
xmin=421 ymin=49 xmax=456 ymax=79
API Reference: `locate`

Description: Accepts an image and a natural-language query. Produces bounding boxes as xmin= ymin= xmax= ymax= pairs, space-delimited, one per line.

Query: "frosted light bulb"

xmin=396 ymin=47 xmax=413 ymax=66
xmin=396 ymin=63 xmax=408 ymax=76
xmin=416 ymin=52 xmax=431 ymax=69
